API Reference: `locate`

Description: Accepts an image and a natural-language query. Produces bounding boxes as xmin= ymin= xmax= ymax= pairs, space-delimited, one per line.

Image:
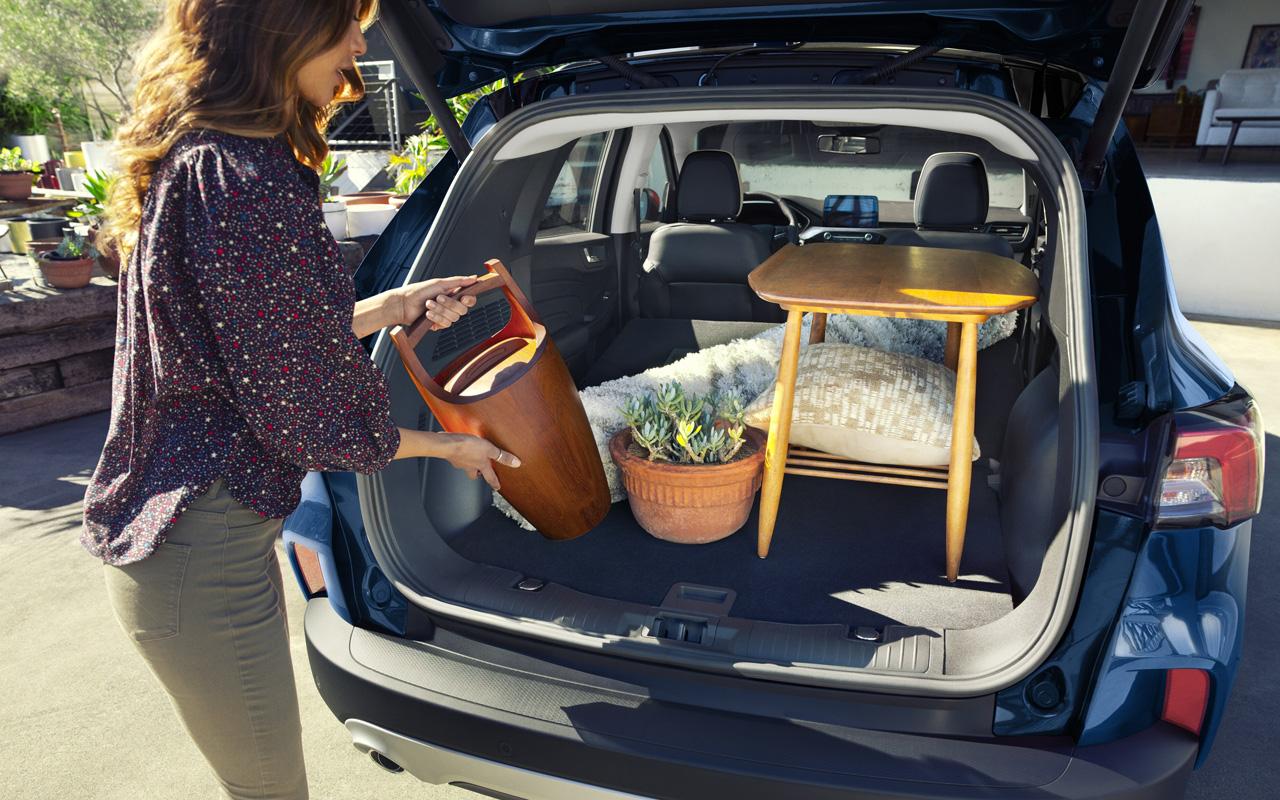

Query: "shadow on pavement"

xmin=0 ymin=412 xmax=109 ymax=511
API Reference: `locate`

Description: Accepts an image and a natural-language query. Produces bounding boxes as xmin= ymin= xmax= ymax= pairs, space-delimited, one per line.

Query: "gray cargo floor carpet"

xmin=450 ymin=466 xmax=1011 ymax=630
xmin=450 ymin=320 xmax=1022 ymax=631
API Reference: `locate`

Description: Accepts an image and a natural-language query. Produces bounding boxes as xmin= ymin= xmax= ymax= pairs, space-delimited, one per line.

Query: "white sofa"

xmin=1196 ymin=69 xmax=1280 ymax=157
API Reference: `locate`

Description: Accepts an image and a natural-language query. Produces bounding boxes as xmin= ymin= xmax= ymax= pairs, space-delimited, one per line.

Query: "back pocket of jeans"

xmin=105 ymin=541 xmax=192 ymax=642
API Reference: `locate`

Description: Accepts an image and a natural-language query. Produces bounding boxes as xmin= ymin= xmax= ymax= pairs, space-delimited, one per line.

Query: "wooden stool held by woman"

xmin=390 ymin=258 xmax=609 ymax=540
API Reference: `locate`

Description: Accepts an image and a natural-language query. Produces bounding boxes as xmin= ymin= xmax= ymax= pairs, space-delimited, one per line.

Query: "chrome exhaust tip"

xmin=369 ymin=750 xmax=405 ymax=774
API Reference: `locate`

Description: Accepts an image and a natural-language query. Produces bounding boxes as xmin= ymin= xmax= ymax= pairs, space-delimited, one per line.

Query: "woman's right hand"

xmin=440 ymin=433 xmax=521 ymax=491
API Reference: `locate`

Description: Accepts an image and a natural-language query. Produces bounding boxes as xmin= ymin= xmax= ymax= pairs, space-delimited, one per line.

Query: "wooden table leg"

xmin=809 ymin=312 xmax=828 ymax=345
xmin=1222 ymin=120 xmax=1241 ymax=166
xmin=944 ymin=321 xmax=961 ymax=371
xmin=758 ymin=309 xmax=804 ymax=558
xmin=945 ymin=320 xmax=979 ymax=582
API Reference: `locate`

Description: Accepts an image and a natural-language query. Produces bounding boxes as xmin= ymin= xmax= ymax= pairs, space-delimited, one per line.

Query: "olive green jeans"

xmin=104 ymin=480 xmax=307 ymax=799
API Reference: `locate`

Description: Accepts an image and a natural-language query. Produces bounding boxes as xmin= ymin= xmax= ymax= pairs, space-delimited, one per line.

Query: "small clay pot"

xmin=37 ymin=254 xmax=95 ymax=289
xmin=0 ymin=171 xmax=34 ymax=201
xmin=609 ymin=426 xmax=766 ymax=544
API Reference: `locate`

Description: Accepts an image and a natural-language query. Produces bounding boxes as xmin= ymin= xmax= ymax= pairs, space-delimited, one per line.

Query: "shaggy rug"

xmin=493 ymin=311 xmax=1018 ymax=529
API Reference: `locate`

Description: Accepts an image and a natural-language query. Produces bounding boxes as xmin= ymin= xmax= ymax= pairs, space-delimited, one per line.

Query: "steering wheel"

xmin=744 ymin=192 xmax=802 ymax=245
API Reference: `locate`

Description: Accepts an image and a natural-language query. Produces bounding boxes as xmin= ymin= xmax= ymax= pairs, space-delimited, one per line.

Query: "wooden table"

xmin=1202 ymin=112 xmax=1280 ymax=165
xmin=747 ymin=242 xmax=1039 ymax=582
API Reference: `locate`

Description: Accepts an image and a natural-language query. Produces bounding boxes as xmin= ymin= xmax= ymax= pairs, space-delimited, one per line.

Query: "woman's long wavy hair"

xmin=101 ymin=0 xmax=378 ymax=259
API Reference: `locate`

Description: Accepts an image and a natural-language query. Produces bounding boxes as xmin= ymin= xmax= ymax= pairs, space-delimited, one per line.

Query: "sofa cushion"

xmin=1216 ymin=68 xmax=1280 ymax=108
xmin=743 ymin=342 xmax=979 ymax=467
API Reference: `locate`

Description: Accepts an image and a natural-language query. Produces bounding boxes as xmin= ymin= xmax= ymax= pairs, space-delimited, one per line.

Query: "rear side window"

xmin=538 ymin=132 xmax=608 ymax=236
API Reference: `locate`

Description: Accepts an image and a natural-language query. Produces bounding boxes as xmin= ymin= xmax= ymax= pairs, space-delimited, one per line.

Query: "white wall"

xmin=1149 ymin=177 xmax=1280 ymax=322
xmin=1141 ymin=0 xmax=1279 ymax=93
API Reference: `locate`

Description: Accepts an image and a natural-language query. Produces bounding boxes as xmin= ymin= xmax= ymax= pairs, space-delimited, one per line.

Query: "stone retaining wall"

xmin=0 ymin=255 xmax=117 ymax=435
xmin=0 ymin=240 xmax=368 ymax=436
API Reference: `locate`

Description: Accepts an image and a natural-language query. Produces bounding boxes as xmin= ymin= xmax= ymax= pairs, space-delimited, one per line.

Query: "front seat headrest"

xmin=914 ymin=152 xmax=989 ymax=230
xmin=677 ymin=150 xmax=743 ymax=222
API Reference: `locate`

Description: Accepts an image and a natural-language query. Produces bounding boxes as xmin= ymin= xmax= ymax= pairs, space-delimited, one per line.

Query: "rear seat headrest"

xmin=914 ymin=152 xmax=989 ymax=230
xmin=677 ymin=150 xmax=743 ymax=222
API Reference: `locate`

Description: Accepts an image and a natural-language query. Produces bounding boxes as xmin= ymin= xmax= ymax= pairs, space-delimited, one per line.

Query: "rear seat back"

xmin=881 ymin=152 xmax=1013 ymax=259
xmin=641 ymin=151 xmax=780 ymax=322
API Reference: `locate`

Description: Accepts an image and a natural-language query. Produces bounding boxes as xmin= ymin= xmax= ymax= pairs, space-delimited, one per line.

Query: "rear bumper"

xmin=304 ymin=599 xmax=1197 ymax=800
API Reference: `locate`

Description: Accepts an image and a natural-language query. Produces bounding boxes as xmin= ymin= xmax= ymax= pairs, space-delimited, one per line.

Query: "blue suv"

xmin=286 ymin=2 xmax=1265 ymax=797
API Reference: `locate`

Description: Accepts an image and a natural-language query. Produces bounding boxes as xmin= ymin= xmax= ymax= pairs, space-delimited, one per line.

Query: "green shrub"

xmin=66 ymin=169 xmax=116 ymax=219
xmin=45 ymin=229 xmax=98 ymax=260
xmin=0 ymin=145 xmax=40 ymax=172
xmin=317 ymin=153 xmax=347 ymax=201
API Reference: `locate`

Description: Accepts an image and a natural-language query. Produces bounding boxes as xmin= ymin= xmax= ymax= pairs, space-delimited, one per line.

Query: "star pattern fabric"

xmin=83 ymin=129 xmax=399 ymax=566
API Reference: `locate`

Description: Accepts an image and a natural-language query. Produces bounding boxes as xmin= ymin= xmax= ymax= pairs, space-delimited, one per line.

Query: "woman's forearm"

xmin=352 ymin=291 xmax=402 ymax=339
xmin=392 ymin=427 xmax=458 ymax=461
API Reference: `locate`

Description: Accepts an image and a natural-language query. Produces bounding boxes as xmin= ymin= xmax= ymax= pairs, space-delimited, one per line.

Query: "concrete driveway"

xmin=0 ymin=319 xmax=1275 ymax=799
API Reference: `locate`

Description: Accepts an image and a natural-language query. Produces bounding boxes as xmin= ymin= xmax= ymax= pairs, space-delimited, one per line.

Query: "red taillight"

xmin=1155 ymin=398 xmax=1264 ymax=529
xmin=292 ymin=541 xmax=327 ymax=596
xmin=1162 ymin=668 xmax=1210 ymax=736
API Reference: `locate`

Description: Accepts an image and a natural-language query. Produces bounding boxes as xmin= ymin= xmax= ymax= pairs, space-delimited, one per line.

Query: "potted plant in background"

xmin=610 ymin=382 xmax=766 ymax=544
xmin=388 ymin=131 xmax=447 ymax=207
xmin=67 ymin=170 xmax=121 ymax=278
xmin=36 ymin=229 xmax=97 ymax=289
xmin=317 ymin=153 xmax=349 ymax=240
xmin=0 ymin=146 xmax=41 ymax=201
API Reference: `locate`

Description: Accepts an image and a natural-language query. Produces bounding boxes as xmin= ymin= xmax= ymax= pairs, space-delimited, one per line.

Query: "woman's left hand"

xmin=395 ymin=275 xmax=479 ymax=329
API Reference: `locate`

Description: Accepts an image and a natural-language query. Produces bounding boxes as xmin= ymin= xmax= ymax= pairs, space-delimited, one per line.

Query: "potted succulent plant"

xmin=610 ymin=382 xmax=766 ymax=544
xmin=317 ymin=153 xmax=349 ymax=240
xmin=36 ymin=230 xmax=98 ymax=289
xmin=67 ymin=170 xmax=121 ymax=279
xmin=0 ymin=146 xmax=41 ymax=201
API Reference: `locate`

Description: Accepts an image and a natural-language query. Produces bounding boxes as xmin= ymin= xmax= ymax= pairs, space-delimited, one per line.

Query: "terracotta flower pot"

xmin=0 ymin=171 xmax=34 ymax=201
xmin=37 ymin=254 xmax=95 ymax=289
xmin=609 ymin=426 xmax=767 ymax=544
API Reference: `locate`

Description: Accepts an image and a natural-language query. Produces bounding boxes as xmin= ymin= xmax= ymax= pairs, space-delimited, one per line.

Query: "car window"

xmin=638 ymin=131 xmax=673 ymax=222
xmin=538 ymin=132 xmax=608 ymax=237
xmin=696 ymin=121 xmax=1026 ymax=220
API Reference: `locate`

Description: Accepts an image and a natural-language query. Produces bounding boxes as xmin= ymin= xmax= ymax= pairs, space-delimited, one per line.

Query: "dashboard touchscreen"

xmin=822 ymin=194 xmax=879 ymax=228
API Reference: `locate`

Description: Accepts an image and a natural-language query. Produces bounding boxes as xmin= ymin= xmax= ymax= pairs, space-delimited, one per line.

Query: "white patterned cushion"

xmin=744 ymin=343 xmax=979 ymax=467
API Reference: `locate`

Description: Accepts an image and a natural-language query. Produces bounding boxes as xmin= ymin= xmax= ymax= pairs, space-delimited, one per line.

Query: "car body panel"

xmin=286 ymin=10 xmax=1256 ymax=790
xmin=1079 ymin=521 xmax=1251 ymax=766
xmin=420 ymin=0 xmax=1195 ymax=95
xmin=306 ymin=598 xmax=1199 ymax=798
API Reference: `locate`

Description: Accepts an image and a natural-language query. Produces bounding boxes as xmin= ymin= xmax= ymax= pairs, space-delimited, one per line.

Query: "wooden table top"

xmin=748 ymin=242 xmax=1039 ymax=319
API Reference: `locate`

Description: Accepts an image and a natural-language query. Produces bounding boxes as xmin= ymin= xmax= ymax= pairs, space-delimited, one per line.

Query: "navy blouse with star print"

xmin=83 ymin=129 xmax=400 ymax=566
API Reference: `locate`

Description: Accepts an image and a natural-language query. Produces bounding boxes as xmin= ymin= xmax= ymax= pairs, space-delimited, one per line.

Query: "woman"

xmin=82 ymin=2 xmax=517 ymax=797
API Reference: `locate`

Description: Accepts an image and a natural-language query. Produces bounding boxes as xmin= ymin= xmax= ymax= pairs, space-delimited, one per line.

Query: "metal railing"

xmin=328 ymin=60 xmax=403 ymax=150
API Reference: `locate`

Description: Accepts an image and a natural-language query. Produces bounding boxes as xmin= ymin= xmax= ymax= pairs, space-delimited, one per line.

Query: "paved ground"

xmin=0 ymin=417 xmax=465 ymax=799
xmin=0 ymin=318 xmax=1275 ymax=799
xmin=1182 ymin=320 xmax=1280 ymax=800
